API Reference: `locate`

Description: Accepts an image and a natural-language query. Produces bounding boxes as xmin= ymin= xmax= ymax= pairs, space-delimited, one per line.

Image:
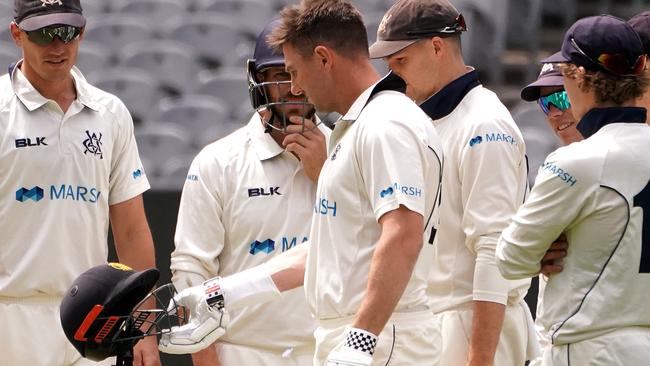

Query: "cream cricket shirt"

xmin=172 ymin=114 xmax=330 ymax=351
xmin=304 ymin=73 xmax=443 ymax=320
xmin=420 ymin=70 xmax=531 ymax=313
xmin=0 ymin=64 xmax=150 ymax=298
xmin=497 ymin=107 xmax=650 ymax=345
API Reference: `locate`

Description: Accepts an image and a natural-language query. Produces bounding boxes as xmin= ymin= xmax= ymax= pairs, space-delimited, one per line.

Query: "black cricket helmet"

xmin=60 ymin=263 xmax=184 ymax=361
xmin=247 ymin=18 xmax=316 ymax=133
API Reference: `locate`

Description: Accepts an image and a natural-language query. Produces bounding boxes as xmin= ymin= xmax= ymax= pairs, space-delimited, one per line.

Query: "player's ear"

xmin=313 ymin=45 xmax=332 ymax=70
xmin=78 ymin=26 xmax=85 ymax=40
xmin=10 ymin=22 xmax=23 ymax=47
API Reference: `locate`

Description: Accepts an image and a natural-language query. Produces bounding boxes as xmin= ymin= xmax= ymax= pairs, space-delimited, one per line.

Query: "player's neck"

xmin=335 ymin=60 xmax=381 ymax=116
xmin=22 ymin=65 xmax=77 ymax=113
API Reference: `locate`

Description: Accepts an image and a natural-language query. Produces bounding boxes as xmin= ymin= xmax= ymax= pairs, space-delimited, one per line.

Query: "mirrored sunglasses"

xmin=406 ymin=14 xmax=467 ymax=37
xmin=23 ymin=25 xmax=81 ymax=46
xmin=570 ymin=38 xmax=647 ymax=76
xmin=538 ymin=90 xmax=571 ymax=115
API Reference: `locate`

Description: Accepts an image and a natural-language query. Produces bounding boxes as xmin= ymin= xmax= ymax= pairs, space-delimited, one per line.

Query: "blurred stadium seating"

xmin=0 ymin=0 xmax=648 ymax=190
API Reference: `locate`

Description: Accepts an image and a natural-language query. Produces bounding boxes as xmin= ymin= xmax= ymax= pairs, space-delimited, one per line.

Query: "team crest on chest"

xmin=83 ymin=130 xmax=103 ymax=159
xmin=41 ymin=0 xmax=63 ymax=6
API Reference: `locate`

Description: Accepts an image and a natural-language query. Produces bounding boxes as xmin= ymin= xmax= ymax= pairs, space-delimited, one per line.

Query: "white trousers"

xmin=0 ymin=297 xmax=115 ymax=366
xmin=434 ymin=301 xmax=540 ymax=366
xmin=214 ymin=342 xmax=314 ymax=366
xmin=313 ymin=310 xmax=441 ymax=366
xmin=542 ymin=327 xmax=650 ymax=366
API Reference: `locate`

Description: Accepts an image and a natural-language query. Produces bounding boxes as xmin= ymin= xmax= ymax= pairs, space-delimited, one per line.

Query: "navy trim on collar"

xmin=576 ymin=107 xmax=647 ymax=138
xmin=369 ymin=71 xmax=406 ymax=100
xmin=419 ymin=70 xmax=481 ymax=120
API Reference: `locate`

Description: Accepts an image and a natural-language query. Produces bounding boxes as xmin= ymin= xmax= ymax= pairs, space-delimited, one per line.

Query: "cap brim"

xmin=540 ymin=51 xmax=570 ymax=64
xmin=369 ymin=39 xmax=418 ymax=59
xmin=18 ymin=13 xmax=86 ymax=31
xmin=520 ymin=74 xmax=565 ymax=101
xmin=106 ymin=268 xmax=159 ymax=311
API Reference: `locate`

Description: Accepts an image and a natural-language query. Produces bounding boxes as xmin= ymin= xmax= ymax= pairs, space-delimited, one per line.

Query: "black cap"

xmin=14 ymin=0 xmax=85 ymax=32
xmin=369 ymin=0 xmax=464 ymax=59
xmin=521 ymin=63 xmax=565 ymax=101
xmin=254 ymin=18 xmax=284 ymax=72
xmin=629 ymin=11 xmax=650 ymax=55
xmin=60 ymin=263 xmax=159 ymax=361
xmin=541 ymin=15 xmax=646 ymax=76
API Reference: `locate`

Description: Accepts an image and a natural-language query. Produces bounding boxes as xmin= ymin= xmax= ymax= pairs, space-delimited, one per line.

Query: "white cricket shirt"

xmin=304 ymin=73 xmax=444 ymax=320
xmin=172 ymin=114 xmax=330 ymax=351
xmin=420 ymin=70 xmax=531 ymax=312
xmin=497 ymin=107 xmax=650 ymax=345
xmin=0 ymin=63 xmax=150 ymax=298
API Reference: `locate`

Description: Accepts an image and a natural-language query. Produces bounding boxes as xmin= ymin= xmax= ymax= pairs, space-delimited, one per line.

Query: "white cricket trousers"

xmin=214 ymin=341 xmax=314 ymax=365
xmin=313 ymin=310 xmax=441 ymax=366
xmin=0 ymin=296 xmax=115 ymax=366
xmin=434 ymin=301 xmax=540 ymax=366
xmin=541 ymin=327 xmax=650 ymax=366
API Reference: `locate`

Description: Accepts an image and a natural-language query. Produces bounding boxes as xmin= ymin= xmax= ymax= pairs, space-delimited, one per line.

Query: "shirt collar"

xmin=248 ymin=112 xmax=285 ymax=161
xmin=419 ymin=68 xmax=481 ymax=120
xmin=338 ymin=72 xmax=406 ymax=123
xmin=576 ymin=107 xmax=647 ymax=138
xmin=10 ymin=60 xmax=101 ymax=112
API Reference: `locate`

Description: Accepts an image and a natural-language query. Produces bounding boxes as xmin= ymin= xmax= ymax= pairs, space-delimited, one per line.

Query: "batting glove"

xmin=325 ymin=327 xmax=377 ymax=366
xmin=158 ymin=278 xmax=229 ymax=354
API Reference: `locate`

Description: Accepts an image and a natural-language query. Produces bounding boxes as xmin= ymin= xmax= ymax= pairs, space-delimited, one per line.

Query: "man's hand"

xmin=325 ymin=328 xmax=376 ymax=366
xmin=283 ymin=117 xmax=327 ymax=183
xmin=540 ymin=234 xmax=568 ymax=277
xmin=133 ymin=335 xmax=161 ymax=366
xmin=158 ymin=279 xmax=229 ymax=354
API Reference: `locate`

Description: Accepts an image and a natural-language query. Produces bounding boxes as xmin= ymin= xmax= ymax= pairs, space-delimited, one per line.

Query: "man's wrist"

xmin=344 ymin=327 xmax=378 ymax=356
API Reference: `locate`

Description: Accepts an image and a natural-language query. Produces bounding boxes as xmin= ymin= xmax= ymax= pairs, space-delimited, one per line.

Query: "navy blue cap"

xmin=541 ymin=15 xmax=646 ymax=75
xmin=521 ymin=63 xmax=564 ymax=101
xmin=629 ymin=11 xmax=650 ymax=55
xmin=252 ymin=18 xmax=284 ymax=72
xmin=15 ymin=0 xmax=85 ymax=31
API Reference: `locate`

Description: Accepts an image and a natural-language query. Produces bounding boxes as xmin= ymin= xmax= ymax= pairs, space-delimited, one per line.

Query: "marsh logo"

xmin=50 ymin=184 xmax=101 ymax=203
xmin=83 ymin=130 xmax=103 ymax=159
xmin=541 ymin=162 xmax=577 ymax=186
xmin=16 ymin=186 xmax=44 ymax=202
xmin=469 ymin=136 xmax=483 ymax=147
xmin=132 ymin=168 xmax=143 ymax=179
xmin=249 ymin=239 xmax=275 ymax=255
xmin=380 ymin=186 xmax=394 ymax=198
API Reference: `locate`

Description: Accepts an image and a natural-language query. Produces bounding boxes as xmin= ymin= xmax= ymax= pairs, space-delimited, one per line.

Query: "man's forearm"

xmin=467 ymin=300 xmax=506 ymax=366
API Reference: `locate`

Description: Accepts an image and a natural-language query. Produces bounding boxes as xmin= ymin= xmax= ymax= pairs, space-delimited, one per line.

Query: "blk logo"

xmin=469 ymin=136 xmax=483 ymax=147
xmin=249 ymin=239 xmax=275 ymax=255
xmin=248 ymin=187 xmax=281 ymax=197
xmin=16 ymin=186 xmax=44 ymax=202
xmin=83 ymin=130 xmax=103 ymax=159
xmin=380 ymin=186 xmax=394 ymax=198
xmin=15 ymin=137 xmax=47 ymax=148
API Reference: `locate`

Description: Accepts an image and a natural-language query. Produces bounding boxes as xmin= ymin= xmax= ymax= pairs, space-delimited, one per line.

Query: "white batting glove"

xmin=158 ymin=278 xmax=229 ymax=354
xmin=325 ymin=327 xmax=377 ymax=366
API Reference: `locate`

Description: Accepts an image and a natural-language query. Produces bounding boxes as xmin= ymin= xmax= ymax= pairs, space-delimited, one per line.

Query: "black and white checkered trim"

xmin=345 ymin=327 xmax=378 ymax=356
xmin=202 ymin=277 xmax=225 ymax=310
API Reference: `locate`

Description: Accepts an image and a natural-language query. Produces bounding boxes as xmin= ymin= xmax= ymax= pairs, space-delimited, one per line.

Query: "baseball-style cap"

xmin=521 ymin=63 xmax=565 ymax=101
xmin=541 ymin=14 xmax=646 ymax=76
xmin=254 ymin=18 xmax=284 ymax=72
xmin=628 ymin=11 xmax=650 ymax=55
xmin=14 ymin=0 xmax=86 ymax=32
xmin=369 ymin=0 xmax=465 ymax=59
xmin=60 ymin=263 xmax=159 ymax=360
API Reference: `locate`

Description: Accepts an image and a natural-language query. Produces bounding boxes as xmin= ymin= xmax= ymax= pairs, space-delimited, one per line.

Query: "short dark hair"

xmin=267 ymin=0 xmax=369 ymax=59
xmin=560 ymin=63 xmax=650 ymax=105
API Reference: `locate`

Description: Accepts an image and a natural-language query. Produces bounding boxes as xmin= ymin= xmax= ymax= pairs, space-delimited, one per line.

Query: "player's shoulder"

xmin=539 ymin=140 xmax=604 ymax=189
xmin=460 ymin=86 xmax=520 ymax=133
xmin=0 ymin=73 xmax=14 ymax=110
xmin=364 ymin=90 xmax=433 ymax=131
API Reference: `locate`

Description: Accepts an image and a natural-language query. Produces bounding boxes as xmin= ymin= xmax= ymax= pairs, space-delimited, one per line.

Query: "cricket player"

xmin=170 ymin=18 xmax=328 ymax=366
xmin=496 ymin=14 xmax=650 ymax=365
xmin=159 ymin=1 xmax=444 ymax=365
xmin=369 ymin=0 xmax=537 ymax=364
xmin=0 ymin=0 xmax=159 ymax=365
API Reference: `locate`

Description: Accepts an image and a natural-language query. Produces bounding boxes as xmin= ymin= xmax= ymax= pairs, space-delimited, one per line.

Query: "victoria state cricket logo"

xmin=108 ymin=262 xmax=133 ymax=272
xmin=378 ymin=13 xmax=391 ymax=35
xmin=83 ymin=130 xmax=103 ymax=159
xmin=41 ymin=0 xmax=63 ymax=6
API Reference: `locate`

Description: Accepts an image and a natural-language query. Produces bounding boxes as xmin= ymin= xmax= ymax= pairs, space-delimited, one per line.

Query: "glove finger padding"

xmin=158 ymin=305 xmax=229 ymax=354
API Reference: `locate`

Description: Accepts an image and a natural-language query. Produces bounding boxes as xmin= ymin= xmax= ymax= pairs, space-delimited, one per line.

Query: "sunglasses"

xmin=570 ymin=38 xmax=647 ymax=76
xmin=406 ymin=14 xmax=467 ymax=37
xmin=538 ymin=90 xmax=571 ymax=115
xmin=23 ymin=25 xmax=81 ymax=46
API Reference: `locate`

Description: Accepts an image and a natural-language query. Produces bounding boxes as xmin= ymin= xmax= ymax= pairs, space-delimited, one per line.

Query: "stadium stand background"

xmin=1 ymin=1 xmax=648 ymax=364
